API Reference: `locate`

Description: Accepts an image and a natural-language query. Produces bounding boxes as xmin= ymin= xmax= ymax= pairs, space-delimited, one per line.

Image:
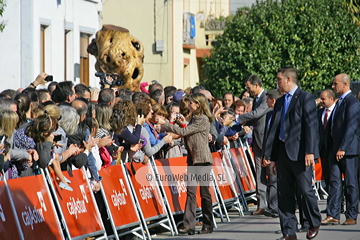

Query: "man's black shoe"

xmin=264 ymin=209 xmax=279 ymax=218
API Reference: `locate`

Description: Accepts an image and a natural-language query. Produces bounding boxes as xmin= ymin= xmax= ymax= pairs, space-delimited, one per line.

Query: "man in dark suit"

xmin=317 ymin=89 xmax=336 ymax=194
xmin=321 ymin=74 xmax=360 ymax=226
xmin=263 ymin=67 xmax=321 ymax=240
xmin=261 ymin=89 xmax=282 ymax=218
xmin=237 ymin=75 xmax=270 ymax=215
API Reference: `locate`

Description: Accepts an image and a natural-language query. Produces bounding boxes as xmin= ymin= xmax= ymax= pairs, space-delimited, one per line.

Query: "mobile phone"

xmin=53 ymin=134 xmax=62 ymax=142
xmin=45 ymin=75 xmax=53 ymax=82
xmin=137 ymin=109 xmax=143 ymax=116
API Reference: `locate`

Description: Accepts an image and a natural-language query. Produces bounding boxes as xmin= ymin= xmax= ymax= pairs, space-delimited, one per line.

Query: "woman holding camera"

xmin=156 ymin=93 xmax=214 ymax=235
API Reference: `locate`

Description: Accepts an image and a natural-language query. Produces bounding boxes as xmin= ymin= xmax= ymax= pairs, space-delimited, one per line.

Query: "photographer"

xmin=27 ymin=72 xmax=50 ymax=89
xmin=96 ymin=72 xmax=124 ymax=89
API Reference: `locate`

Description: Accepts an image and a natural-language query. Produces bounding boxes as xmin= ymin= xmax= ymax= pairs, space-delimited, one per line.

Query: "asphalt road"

xmin=153 ymin=200 xmax=360 ymax=240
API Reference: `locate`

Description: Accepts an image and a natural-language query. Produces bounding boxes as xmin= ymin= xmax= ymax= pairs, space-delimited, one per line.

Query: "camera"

xmin=53 ymin=134 xmax=62 ymax=142
xmin=95 ymin=72 xmax=124 ymax=88
xmin=45 ymin=75 xmax=53 ymax=82
xmin=139 ymin=139 xmax=144 ymax=144
xmin=95 ymin=72 xmax=106 ymax=79
xmin=176 ymin=114 xmax=181 ymax=119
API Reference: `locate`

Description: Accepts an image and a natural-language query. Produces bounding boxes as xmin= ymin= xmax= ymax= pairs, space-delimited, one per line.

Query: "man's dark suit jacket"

xmin=317 ymin=108 xmax=331 ymax=153
xmin=237 ymin=90 xmax=270 ymax=150
xmin=329 ymin=93 xmax=360 ymax=156
xmin=264 ymin=88 xmax=319 ymax=161
xmin=261 ymin=110 xmax=273 ymax=156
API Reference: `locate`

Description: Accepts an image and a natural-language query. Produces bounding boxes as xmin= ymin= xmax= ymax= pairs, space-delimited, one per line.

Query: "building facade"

xmin=0 ymin=0 xmax=102 ymax=91
xmin=102 ymin=0 xmax=230 ymax=89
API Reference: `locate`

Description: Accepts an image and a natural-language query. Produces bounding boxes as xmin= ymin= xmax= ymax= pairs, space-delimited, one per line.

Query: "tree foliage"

xmin=0 ymin=0 xmax=6 ymax=32
xmin=345 ymin=0 xmax=360 ymax=25
xmin=201 ymin=0 xmax=360 ymax=97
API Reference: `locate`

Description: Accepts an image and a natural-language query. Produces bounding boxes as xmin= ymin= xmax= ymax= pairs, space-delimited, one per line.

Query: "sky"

xmin=230 ymin=0 xmax=257 ymax=14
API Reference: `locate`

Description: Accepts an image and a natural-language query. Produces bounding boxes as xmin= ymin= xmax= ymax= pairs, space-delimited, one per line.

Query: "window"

xmin=80 ymin=33 xmax=90 ymax=86
xmin=205 ymin=34 xmax=216 ymax=46
xmin=64 ymin=30 xmax=70 ymax=80
xmin=40 ymin=25 xmax=48 ymax=73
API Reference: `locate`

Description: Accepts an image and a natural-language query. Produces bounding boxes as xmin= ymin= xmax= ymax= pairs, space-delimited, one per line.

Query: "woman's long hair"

xmin=110 ymin=100 xmax=137 ymax=133
xmin=26 ymin=104 xmax=60 ymax=142
xmin=15 ymin=92 xmax=31 ymax=128
xmin=95 ymin=103 xmax=113 ymax=131
xmin=189 ymin=93 xmax=214 ymax=122
xmin=0 ymin=110 xmax=19 ymax=138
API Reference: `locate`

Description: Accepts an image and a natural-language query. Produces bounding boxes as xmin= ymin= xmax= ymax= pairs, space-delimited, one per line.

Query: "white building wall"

xmin=0 ymin=1 xmax=21 ymax=90
xmin=173 ymin=0 xmax=184 ymax=89
xmin=0 ymin=0 xmax=101 ymax=91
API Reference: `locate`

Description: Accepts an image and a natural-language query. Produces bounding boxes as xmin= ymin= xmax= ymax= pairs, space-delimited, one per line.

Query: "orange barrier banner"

xmin=99 ymin=165 xmax=141 ymax=227
xmin=154 ymin=157 xmax=189 ymax=214
xmin=314 ymin=158 xmax=324 ymax=182
xmin=125 ymin=162 xmax=168 ymax=220
xmin=0 ymin=181 xmax=22 ymax=240
xmin=48 ymin=169 xmax=104 ymax=239
xmin=222 ymin=149 xmax=241 ymax=195
xmin=211 ymin=152 xmax=237 ymax=201
xmin=7 ymin=175 xmax=63 ymax=240
xmin=314 ymin=158 xmax=343 ymax=182
xmin=154 ymin=157 xmax=218 ymax=214
xmin=229 ymin=148 xmax=256 ymax=193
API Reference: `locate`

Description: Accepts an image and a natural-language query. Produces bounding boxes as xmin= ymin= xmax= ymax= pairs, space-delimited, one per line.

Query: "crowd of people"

xmin=0 ymin=67 xmax=358 ymax=240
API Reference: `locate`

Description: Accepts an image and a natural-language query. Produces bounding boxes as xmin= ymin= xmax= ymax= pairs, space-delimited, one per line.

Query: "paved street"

xmin=153 ymin=200 xmax=360 ymax=240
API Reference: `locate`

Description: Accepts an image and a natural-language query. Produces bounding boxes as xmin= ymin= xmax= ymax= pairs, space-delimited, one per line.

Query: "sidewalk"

xmin=152 ymin=200 xmax=360 ymax=240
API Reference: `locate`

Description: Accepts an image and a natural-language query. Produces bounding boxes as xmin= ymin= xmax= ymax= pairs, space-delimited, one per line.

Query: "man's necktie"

xmin=323 ymin=108 xmax=330 ymax=129
xmin=253 ymin=96 xmax=259 ymax=110
xmin=279 ymin=93 xmax=290 ymax=141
